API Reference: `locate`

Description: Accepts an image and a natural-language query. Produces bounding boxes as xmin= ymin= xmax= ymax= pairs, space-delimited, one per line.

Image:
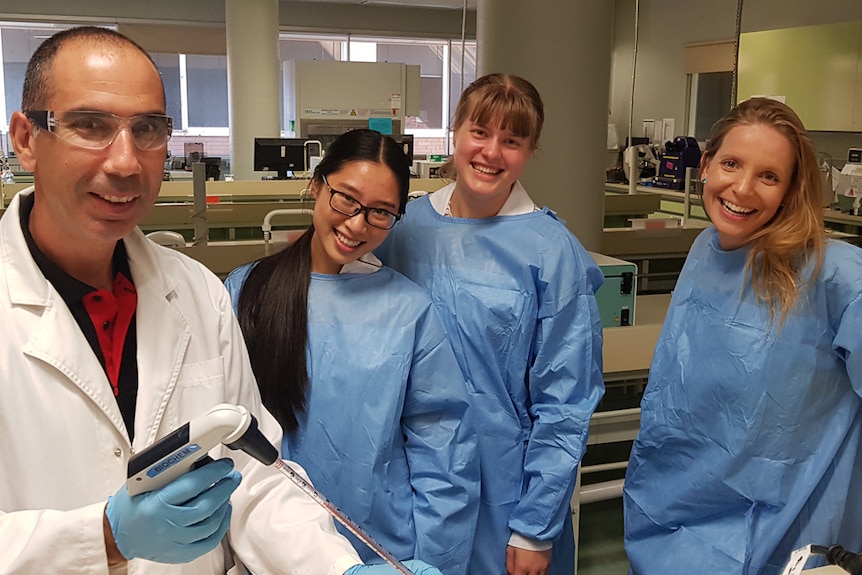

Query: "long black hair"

xmin=237 ymin=129 xmax=410 ymax=432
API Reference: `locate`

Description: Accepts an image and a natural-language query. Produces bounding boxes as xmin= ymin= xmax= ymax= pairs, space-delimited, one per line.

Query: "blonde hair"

xmin=441 ymin=73 xmax=544 ymax=178
xmin=702 ymin=98 xmax=825 ymax=324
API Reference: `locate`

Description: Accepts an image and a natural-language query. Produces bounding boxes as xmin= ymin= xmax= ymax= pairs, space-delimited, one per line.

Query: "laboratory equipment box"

xmin=589 ymin=252 xmax=637 ymax=328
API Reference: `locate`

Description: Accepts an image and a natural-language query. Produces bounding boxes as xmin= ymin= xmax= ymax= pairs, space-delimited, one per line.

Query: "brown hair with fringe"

xmin=701 ymin=97 xmax=826 ymax=324
xmin=440 ymin=73 xmax=544 ymax=179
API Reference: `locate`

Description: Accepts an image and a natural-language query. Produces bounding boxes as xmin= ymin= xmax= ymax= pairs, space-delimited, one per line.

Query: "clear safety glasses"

xmin=25 ymin=110 xmax=174 ymax=151
xmin=323 ymin=175 xmax=401 ymax=230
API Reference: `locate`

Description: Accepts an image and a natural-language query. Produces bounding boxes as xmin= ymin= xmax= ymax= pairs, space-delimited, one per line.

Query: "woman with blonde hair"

xmin=624 ymin=98 xmax=862 ymax=575
xmin=378 ymin=73 xmax=605 ymax=575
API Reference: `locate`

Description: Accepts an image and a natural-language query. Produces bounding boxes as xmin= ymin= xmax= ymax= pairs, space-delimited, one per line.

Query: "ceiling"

xmin=298 ymin=0 xmax=476 ymax=8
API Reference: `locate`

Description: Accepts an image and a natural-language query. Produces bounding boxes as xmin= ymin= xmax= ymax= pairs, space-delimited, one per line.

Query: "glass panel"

xmin=376 ymin=41 xmax=447 ymax=131
xmin=377 ymin=43 xmax=444 ymax=75
xmin=279 ymin=38 xmax=342 ymax=62
xmin=2 ymin=29 xmax=24 ymax=126
xmin=348 ymin=40 xmax=377 ymax=63
xmin=416 ymin=76 xmax=443 ymax=129
xmin=152 ymin=53 xmax=182 ymax=130
xmin=693 ymin=71 xmax=733 ymax=141
xmin=2 ymin=27 xmax=57 ymax=124
xmin=186 ymin=54 xmax=228 ymax=128
xmin=449 ymin=42 xmax=477 ymax=128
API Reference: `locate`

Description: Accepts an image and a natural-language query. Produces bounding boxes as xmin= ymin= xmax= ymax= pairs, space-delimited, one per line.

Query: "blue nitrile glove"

xmin=106 ymin=457 xmax=241 ymax=564
xmin=344 ymin=560 xmax=443 ymax=575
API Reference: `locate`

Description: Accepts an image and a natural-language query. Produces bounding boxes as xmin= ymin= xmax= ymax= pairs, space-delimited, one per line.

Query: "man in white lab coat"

xmin=0 ymin=26 xmax=441 ymax=575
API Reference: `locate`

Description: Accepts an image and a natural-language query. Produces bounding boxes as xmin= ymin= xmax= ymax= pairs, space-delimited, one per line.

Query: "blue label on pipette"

xmin=147 ymin=444 xmax=202 ymax=477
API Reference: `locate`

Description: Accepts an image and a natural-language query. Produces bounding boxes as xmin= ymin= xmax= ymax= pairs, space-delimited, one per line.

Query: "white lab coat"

xmin=0 ymin=188 xmax=361 ymax=575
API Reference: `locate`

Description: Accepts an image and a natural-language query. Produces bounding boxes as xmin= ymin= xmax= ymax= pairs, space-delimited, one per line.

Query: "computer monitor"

xmin=253 ymin=138 xmax=311 ymax=180
xmin=201 ymin=157 xmax=221 ymax=181
xmin=387 ymin=134 xmax=414 ymax=165
xmin=624 ymin=136 xmax=650 ymax=147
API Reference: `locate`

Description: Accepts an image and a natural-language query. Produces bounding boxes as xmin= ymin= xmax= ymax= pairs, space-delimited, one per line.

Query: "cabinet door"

xmin=739 ymin=21 xmax=862 ymax=132
xmin=739 ymin=27 xmax=814 ymax=120
xmin=805 ymin=22 xmax=860 ymax=132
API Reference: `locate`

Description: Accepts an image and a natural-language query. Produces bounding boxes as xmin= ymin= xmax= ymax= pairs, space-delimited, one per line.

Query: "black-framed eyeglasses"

xmin=25 ymin=110 xmax=173 ymax=151
xmin=323 ymin=175 xmax=401 ymax=230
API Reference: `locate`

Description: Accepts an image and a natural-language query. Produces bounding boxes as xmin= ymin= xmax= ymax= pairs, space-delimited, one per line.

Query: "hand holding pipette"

xmin=126 ymin=404 xmax=426 ymax=575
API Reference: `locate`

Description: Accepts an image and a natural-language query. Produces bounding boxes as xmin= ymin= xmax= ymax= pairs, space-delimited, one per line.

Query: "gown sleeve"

xmin=508 ymin=246 xmax=606 ymax=541
xmin=402 ymin=303 xmax=480 ymax=575
xmin=832 ymin=293 xmax=862 ymax=398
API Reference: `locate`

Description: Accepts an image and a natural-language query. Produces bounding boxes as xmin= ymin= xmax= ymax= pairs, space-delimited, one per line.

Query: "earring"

xmin=701 ymin=178 xmax=707 ymax=184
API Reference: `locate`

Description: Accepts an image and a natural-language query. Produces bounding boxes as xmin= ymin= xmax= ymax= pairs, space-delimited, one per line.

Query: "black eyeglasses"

xmin=25 ymin=110 xmax=173 ymax=151
xmin=323 ymin=175 xmax=401 ymax=230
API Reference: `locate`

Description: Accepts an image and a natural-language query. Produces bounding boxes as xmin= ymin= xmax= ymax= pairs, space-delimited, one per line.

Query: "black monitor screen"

xmin=387 ymin=134 xmax=414 ymax=164
xmin=253 ymin=138 xmax=310 ymax=180
xmin=201 ymin=157 xmax=221 ymax=181
xmin=624 ymin=136 xmax=650 ymax=147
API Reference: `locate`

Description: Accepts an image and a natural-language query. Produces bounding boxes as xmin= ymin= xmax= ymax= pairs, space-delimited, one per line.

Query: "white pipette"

xmin=127 ymin=404 xmax=415 ymax=575
xmin=273 ymin=459 xmax=416 ymax=575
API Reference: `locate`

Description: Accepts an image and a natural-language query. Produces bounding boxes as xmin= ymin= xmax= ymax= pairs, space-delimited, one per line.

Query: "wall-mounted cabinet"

xmin=739 ymin=21 xmax=862 ymax=132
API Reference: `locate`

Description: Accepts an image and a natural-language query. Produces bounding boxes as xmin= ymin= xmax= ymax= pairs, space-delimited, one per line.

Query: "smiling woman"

xmin=624 ymin=97 xmax=862 ymax=575
xmin=697 ymin=97 xmax=826 ymax=320
xmin=700 ymin=122 xmax=794 ymax=251
xmin=225 ymin=128 xmax=480 ymax=575
xmin=376 ymin=73 xmax=605 ymax=575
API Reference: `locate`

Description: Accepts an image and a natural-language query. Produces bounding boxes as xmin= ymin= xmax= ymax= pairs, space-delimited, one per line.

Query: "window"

xmin=0 ymin=21 xmax=475 ymax=164
xmin=185 ymin=54 xmax=228 ymax=130
xmin=2 ymin=24 xmax=82 ymax=132
xmin=152 ymin=53 xmax=183 ymax=130
xmin=689 ymin=71 xmax=733 ymax=141
xmin=372 ymin=39 xmax=446 ymax=130
xmin=683 ymin=41 xmax=734 ymax=144
xmin=280 ymin=33 xmax=477 ymax=157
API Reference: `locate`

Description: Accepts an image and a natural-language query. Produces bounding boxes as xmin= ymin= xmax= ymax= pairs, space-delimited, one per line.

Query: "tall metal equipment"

xmin=283 ymin=60 xmax=421 ymax=148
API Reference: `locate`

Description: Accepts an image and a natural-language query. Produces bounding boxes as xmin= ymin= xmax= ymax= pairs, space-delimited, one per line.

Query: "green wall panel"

xmin=739 ymin=21 xmax=862 ymax=131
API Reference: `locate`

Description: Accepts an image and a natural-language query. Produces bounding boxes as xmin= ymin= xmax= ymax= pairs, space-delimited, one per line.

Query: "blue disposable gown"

xmin=377 ymin=194 xmax=606 ymax=575
xmin=624 ymin=227 xmax=862 ymax=575
xmin=225 ymin=263 xmax=480 ymax=575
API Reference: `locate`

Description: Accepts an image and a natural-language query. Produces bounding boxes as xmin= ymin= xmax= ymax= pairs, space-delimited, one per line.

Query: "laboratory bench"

xmin=605 ymin=181 xmax=709 ymax=223
xmin=823 ymin=208 xmax=862 ymax=245
xmin=0 ymin=178 xmax=444 ymax=246
xmin=602 ymin=191 xmax=662 ymax=228
xmin=603 ymin=182 xmax=709 ymax=293
xmin=601 ymin=221 xmax=707 ymax=294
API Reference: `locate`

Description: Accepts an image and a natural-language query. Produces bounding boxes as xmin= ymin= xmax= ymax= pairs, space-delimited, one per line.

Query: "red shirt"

xmin=19 ymin=192 xmax=139 ymax=440
xmin=82 ymin=273 xmax=137 ymax=396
